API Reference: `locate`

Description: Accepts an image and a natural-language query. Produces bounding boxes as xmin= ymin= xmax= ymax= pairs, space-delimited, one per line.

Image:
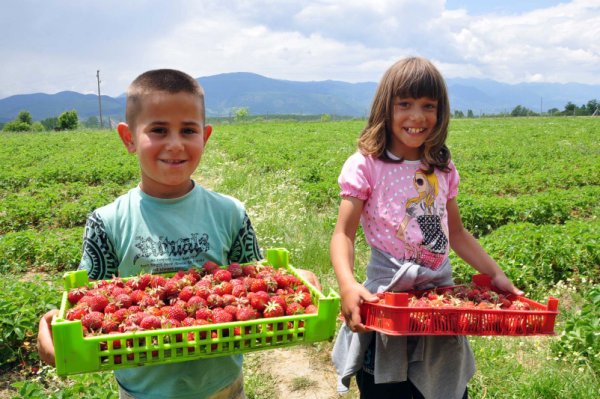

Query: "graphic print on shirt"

xmin=133 ymin=233 xmax=210 ymax=271
xmin=396 ymin=170 xmax=448 ymax=269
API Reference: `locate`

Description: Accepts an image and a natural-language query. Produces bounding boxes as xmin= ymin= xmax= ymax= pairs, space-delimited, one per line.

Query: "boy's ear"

xmin=204 ymin=124 xmax=213 ymax=143
xmin=117 ymin=123 xmax=136 ymax=153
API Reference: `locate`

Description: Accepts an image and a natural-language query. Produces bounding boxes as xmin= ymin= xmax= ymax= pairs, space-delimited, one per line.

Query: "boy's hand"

xmin=37 ymin=309 xmax=59 ymax=366
xmin=295 ymin=268 xmax=322 ymax=292
xmin=340 ymin=282 xmax=378 ymax=333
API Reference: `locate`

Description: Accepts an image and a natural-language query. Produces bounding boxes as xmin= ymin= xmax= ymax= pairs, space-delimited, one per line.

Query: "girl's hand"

xmin=37 ymin=309 xmax=59 ymax=366
xmin=491 ymin=273 xmax=524 ymax=296
xmin=295 ymin=268 xmax=321 ymax=292
xmin=340 ymin=282 xmax=379 ymax=333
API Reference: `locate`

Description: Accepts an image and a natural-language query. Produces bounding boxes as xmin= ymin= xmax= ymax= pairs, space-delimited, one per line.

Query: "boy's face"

xmin=117 ymin=91 xmax=212 ymax=198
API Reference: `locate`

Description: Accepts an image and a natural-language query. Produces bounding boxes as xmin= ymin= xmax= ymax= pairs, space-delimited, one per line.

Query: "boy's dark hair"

xmin=358 ymin=57 xmax=451 ymax=173
xmin=126 ymin=69 xmax=205 ymax=127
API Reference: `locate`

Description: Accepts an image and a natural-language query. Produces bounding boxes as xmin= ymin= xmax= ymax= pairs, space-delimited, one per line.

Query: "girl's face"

xmin=388 ymin=96 xmax=438 ymax=160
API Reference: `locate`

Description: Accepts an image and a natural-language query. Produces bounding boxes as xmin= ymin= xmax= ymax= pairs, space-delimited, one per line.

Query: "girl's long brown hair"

xmin=358 ymin=57 xmax=451 ymax=173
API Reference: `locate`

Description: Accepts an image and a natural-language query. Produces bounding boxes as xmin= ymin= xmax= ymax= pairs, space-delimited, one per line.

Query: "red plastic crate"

xmin=360 ymin=275 xmax=559 ymax=336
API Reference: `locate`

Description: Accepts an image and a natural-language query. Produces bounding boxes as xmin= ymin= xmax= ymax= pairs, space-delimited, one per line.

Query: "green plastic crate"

xmin=52 ymin=248 xmax=340 ymax=376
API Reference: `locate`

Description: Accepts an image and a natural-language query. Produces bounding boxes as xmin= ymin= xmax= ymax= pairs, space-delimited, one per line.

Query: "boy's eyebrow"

xmin=148 ymin=120 xmax=203 ymax=126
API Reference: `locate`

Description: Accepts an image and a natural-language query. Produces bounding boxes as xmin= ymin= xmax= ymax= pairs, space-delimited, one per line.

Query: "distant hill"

xmin=0 ymin=72 xmax=598 ymax=123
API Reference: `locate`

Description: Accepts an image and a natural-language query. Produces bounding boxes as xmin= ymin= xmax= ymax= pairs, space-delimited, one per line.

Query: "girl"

xmin=330 ymin=57 xmax=523 ymax=399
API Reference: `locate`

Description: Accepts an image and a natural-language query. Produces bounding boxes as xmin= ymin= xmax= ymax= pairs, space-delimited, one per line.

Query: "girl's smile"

xmin=389 ymin=96 xmax=438 ymax=160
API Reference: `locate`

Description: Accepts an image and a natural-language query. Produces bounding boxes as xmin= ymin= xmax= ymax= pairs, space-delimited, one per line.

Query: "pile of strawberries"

xmin=66 ymin=261 xmax=317 ymax=337
xmin=406 ymin=284 xmax=531 ymax=310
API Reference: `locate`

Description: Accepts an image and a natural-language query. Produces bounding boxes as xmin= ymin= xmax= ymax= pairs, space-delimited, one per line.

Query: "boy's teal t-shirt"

xmin=78 ymin=182 xmax=261 ymax=399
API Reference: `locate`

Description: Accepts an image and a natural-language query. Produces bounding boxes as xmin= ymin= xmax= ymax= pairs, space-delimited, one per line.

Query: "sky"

xmin=1 ymin=0 xmax=599 ymax=99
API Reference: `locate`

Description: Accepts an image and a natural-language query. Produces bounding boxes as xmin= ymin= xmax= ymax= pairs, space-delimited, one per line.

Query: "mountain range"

xmin=0 ymin=72 xmax=598 ymax=123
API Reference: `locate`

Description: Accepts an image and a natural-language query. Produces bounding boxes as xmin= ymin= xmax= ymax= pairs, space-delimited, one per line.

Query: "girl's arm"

xmin=331 ymin=196 xmax=378 ymax=332
xmin=447 ymin=198 xmax=523 ymax=295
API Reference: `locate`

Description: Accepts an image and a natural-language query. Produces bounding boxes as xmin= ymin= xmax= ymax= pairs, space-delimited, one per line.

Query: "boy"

xmin=37 ymin=69 xmax=317 ymax=399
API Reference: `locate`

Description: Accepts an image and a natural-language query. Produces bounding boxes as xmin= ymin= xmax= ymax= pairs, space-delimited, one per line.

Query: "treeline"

xmin=454 ymin=98 xmax=600 ymax=118
xmin=0 ymin=110 xmax=113 ymax=132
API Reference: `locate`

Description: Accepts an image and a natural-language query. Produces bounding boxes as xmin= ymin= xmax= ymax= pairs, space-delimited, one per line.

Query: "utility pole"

xmin=97 ymin=70 xmax=104 ymax=128
xmin=540 ymin=97 xmax=543 ymax=115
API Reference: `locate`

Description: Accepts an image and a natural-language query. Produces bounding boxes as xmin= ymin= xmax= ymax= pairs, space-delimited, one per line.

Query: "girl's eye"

xmin=395 ymin=102 xmax=410 ymax=108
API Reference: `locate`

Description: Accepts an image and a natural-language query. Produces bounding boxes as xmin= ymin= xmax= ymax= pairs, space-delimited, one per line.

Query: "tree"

xmin=453 ymin=110 xmax=465 ymax=118
xmin=2 ymin=121 xmax=31 ymax=132
xmin=547 ymin=108 xmax=560 ymax=115
xmin=233 ymin=107 xmax=249 ymax=121
xmin=17 ymin=111 xmax=33 ymax=125
xmin=510 ymin=105 xmax=537 ymax=117
xmin=585 ymin=99 xmax=598 ymax=115
xmin=321 ymin=113 xmax=332 ymax=122
xmin=40 ymin=117 xmax=59 ymax=131
xmin=57 ymin=110 xmax=79 ymax=130
xmin=84 ymin=116 xmax=100 ymax=128
xmin=467 ymin=109 xmax=474 ymax=118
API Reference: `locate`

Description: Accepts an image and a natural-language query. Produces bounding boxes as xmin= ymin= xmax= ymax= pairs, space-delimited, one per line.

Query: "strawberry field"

xmin=1 ymin=117 xmax=599 ymax=398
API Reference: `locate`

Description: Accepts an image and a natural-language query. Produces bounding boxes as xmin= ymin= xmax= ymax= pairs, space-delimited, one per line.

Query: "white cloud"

xmin=0 ymin=0 xmax=599 ymax=99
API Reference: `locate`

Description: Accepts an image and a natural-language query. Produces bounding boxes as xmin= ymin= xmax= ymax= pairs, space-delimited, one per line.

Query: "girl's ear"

xmin=117 ymin=123 xmax=136 ymax=153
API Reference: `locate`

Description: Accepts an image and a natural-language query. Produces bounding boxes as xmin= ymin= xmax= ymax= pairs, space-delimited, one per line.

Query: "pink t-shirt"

xmin=338 ymin=152 xmax=460 ymax=269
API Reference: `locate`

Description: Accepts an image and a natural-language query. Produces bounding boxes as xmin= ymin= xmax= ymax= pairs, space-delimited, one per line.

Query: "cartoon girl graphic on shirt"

xmin=396 ymin=170 xmax=449 ymax=269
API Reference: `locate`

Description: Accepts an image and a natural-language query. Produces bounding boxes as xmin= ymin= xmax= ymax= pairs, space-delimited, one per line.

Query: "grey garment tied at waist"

xmin=331 ymin=248 xmax=475 ymax=399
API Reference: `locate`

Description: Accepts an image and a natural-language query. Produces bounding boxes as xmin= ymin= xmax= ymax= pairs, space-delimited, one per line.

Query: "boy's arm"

xmin=447 ymin=198 xmax=523 ymax=295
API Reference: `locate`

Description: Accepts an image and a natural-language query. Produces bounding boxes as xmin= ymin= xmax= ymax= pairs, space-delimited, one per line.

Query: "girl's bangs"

xmin=394 ymin=71 xmax=443 ymax=100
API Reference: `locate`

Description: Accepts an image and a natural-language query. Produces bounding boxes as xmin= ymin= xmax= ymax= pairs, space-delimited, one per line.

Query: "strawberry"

xmin=67 ymin=287 xmax=87 ymax=305
xmin=231 ymin=284 xmax=247 ymax=298
xmin=291 ymin=291 xmax=312 ymax=307
xmin=66 ymin=305 xmax=88 ymax=321
xmin=213 ymin=281 xmax=233 ymax=296
xmin=304 ymin=304 xmax=318 ymax=314
xmin=178 ymin=286 xmax=195 ymax=302
xmin=235 ymin=306 xmax=258 ymax=321
xmin=114 ymin=293 xmax=132 ymax=309
xmin=227 ymin=262 xmax=243 ymax=278
xmin=202 ymin=260 xmax=220 ymax=275
xmin=82 ymin=311 xmax=104 ymax=331
xmin=211 ymin=308 xmax=234 ymax=324
xmin=248 ymin=291 xmax=269 ymax=312
xmin=214 ymin=269 xmax=232 ymax=282
xmin=250 ymin=278 xmax=268 ymax=293
xmin=167 ymin=306 xmax=188 ymax=322
xmin=85 ymin=294 xmax=109 ymax=312
xmin=263 ymin=301 xmax=284 ymax=318
xmin=186 ymin=295 xmax=208 ymax=311
xmin=286 ymin=302 xmax=305 ymax=315
xmin=139 ymin=315 xmax=162 ymax=330
xmin=242 ymin=264 xmax=257 ymax=277
xmin=195 ymin=307 xmax=212 ymax=321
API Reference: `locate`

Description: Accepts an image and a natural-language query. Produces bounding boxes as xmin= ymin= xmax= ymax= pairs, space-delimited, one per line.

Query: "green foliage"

xmin=233 ymin=106 xmax=250 ymax=121
xmin=57 ymin=110 xmax=79 ymax=130
xmin=0 ymin=277 xmax=59 ymax=368
xmin=511 ymin=104 xmax=538 ymax=116
xmin=40 ymin=116 xmax=58 ymax=131
xmin=0 ymin=228 xmax=83 ymax=273
xmin=452 ymin=220 xmax=599 ymax=298
xmin=17 ymin=111 xmax=33 ymax=125
xmin=3 ymin=120 xmax=32 ymax=132
xmin=552 ymin=284 xmax=600 ymax=371
xmin=11 ymin=371 xmax=119 ymax=399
